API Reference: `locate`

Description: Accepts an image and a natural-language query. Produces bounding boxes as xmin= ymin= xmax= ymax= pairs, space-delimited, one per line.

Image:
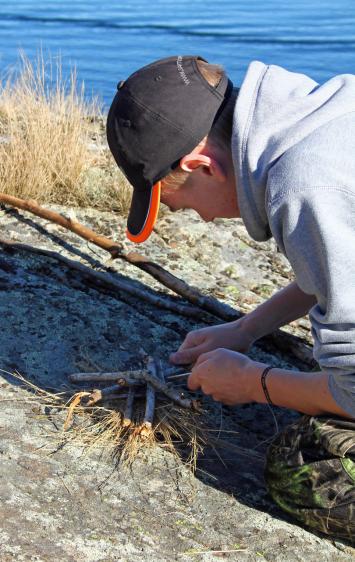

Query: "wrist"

xmin=234 ymin=313 xmax=265 ymax=344
xmin=245 ymin=365 xmax=345 ymax=416
xmin=232 ymin=313 xmax=261 ymax=346
xmin=245 ymin=360 xmax=270 ymax=403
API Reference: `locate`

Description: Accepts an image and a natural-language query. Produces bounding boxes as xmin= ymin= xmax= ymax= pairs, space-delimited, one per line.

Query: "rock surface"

xmin=0 ymin=203 xmax=353 ymax=561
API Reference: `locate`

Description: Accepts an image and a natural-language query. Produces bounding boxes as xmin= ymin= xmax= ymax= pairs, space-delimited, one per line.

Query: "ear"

xmin=179 ymin=153 xmax=227 ymax=182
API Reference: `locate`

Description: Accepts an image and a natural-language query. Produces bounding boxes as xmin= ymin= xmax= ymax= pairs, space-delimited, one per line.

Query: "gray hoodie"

xmin=231 ymin=60 xmax=355 ymax=417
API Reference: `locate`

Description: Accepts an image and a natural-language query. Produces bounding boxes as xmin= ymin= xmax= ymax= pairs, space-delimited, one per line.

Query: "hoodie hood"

xmin=232 ymin=60 xmax=355 ymax=241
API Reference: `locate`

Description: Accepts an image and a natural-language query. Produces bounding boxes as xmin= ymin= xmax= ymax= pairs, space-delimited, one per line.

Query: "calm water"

xmin=0 ymin=0 xmax=354 ymax=107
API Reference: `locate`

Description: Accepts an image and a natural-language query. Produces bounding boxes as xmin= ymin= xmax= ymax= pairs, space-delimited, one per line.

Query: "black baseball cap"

xmin=106 ymin=54 xmax=234 ymax=243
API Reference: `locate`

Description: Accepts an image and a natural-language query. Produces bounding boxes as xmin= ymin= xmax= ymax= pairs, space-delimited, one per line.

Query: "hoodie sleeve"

xmin=268 ymin=185 xmax=355 ymax=417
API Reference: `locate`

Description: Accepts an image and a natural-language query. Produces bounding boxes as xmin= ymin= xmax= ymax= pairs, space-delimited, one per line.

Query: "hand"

xmin=169 ymin=319 xmax=256 ymax=365
xmin=187 ymin=348 xmax=260 ymax=406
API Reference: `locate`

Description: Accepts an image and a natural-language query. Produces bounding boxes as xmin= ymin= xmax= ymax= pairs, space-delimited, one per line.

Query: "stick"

xmin=82 ymin=384 xmax=125 ymax=406
xmin=85 ymin=390 xmax=145 ymax=406
xmin=166 ymin=372 xmax=191 ymax=381
xmin=0 ymin=195 xmax=315 ymax=367
xmin=188 ymin=548 xmax=247 ymax=555
xmin=0 ymin=194 xmax=231 ymax=316
xmin=0 ymin=194 xmax=226 ymax=317
xmin=137 ymin=367 xmax=198 ymax=410
xmin=68 ymin=370 xmax=142 ymax=383
xmin=141 ymin=384 xmax=155 ymax=435
xmin=122 ymin=387 xmax=135 ymax=428
xmin=69 ymin=369 xmax=174 ymax=389
xmin=165 ymin=366 xmax=193 ymax=377
xmin=140 ymin=357 xmax=157 ymax=436
xmin=92 ymin=392 xmax=128 ymax=402
xmin=0 ymin=194 xmax=125 ymax=255
xmin=0 ymin=238 xmax=209 ymax=321
xmin=157 ymin=359 xmax=166 ymax=384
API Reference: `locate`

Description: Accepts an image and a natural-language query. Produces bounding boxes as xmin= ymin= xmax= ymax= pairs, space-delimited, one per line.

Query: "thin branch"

xmin=0 ymin=194 xmax=315 ymax=367
xmin=0 ymin=193 xmax=124 ymax=255
xmin=0 ymin=238 xmax=209 ymax=321
xmin=140 ymin=357 xmax=157 ymax=435
xmin=122 ymin=387 xmax=135 ymax=428
xmin=68 ymin=371 xmax=142 ymax=383
xmin=0 ymin=193 xmax=235 ymax=319
xmin=166 ymin=372 xmax=190 ymax=381
xmin=165 ymin=366 xmax=191 ymax=378
xmin=137 ymin=368 xmax=199 ymax=410
xmin=82 ymin=384 xmax=126 ymax=406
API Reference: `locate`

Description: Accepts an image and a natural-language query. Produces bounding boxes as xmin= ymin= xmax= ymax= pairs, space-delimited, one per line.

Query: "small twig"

xmin=122 ymin=387 xmax=135 ymax=428
xmin=166 ymin=372 xmax=191 ymax=381
xmin=68 ymin=370 xmax=142 ymax=383
xmin=140 ymin=357 xmax=157 ymax=436
xmin=181 ymin=547 xmax=247 ymax=556
xmin=165 ymin=365 xmax=193 ymax=378
xmin=141 ymin=384 xmax=155 ymax=436
xmin=82 ymin=384 xmax=125 ymax=406
xmin=92 ymin=390 xmax=146 ymax=404
xmin=138 ymin=367 xmax=199 ymax=410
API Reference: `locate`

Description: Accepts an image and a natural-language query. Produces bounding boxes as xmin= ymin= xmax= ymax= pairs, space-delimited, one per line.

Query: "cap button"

xmin=119 ymin=118 xmax=131 ymax=128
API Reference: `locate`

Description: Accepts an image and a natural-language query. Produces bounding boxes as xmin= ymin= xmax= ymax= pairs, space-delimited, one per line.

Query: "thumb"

xmin=187 ymin=370 xmax=201 ymax=391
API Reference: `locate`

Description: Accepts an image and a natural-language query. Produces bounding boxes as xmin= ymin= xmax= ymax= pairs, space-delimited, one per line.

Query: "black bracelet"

xmin=261 ymin=366 xmax=275 ymax=407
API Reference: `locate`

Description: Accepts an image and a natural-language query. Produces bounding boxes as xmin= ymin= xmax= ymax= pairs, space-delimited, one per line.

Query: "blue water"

xmin=0 ymin=0 xmax=354 ymax=108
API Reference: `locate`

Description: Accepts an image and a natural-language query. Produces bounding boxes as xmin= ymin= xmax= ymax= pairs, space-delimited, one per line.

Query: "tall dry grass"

xmin=0 ymin=53 xmax=131 ymax=212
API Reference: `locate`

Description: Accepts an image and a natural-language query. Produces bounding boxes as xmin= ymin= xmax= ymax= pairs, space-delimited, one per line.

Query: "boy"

xmin=106 ymin=55 xmax=355 ymax=541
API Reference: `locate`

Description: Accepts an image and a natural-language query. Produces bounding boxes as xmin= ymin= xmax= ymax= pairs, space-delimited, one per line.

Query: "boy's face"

xmin=160 ymin=146 xmax=240 ymax=222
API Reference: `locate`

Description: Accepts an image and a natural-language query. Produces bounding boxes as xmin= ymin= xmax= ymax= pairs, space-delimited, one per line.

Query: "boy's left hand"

xmin=187 ymin=348 xmax=259 ymax=406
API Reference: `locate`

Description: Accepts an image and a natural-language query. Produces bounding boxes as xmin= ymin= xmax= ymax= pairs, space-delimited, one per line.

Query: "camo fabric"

xmin=264 ymin=415 xmax=355 ymax=543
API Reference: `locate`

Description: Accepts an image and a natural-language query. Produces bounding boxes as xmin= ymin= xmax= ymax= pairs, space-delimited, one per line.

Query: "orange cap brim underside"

xmin=126 ymin=181 xmax=161 ymax=243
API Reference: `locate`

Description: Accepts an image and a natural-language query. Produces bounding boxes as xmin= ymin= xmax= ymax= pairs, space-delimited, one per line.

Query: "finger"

xmin=169 ymin=344 xmax=208 ymax=365
xmin=187 ymin=371 xmax=201 ymax=391
xmin=194 ymin=350 xmax=215 ymax=368
xmin=169 ymin=332 xmax=202 ymax=364
xmin=178 ymin=331 xmax=202 ymax=351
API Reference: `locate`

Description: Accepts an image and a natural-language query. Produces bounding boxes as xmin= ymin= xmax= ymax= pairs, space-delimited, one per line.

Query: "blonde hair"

xmin=163 ymin=60 xmax=238 ymax=190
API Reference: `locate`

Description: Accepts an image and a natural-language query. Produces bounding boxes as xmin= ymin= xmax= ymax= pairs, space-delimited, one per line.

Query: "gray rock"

xmin=0 ymin=203 xmax=353 ymax=561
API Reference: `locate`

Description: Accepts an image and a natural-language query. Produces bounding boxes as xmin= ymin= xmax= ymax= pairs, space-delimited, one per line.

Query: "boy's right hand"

xmin=169 ymin=320 xmax=256 ymax=365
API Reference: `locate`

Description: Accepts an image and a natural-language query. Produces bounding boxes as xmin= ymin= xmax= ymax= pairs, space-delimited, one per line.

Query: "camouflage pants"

xmin=264 ymin=415 xmax=355 ymax=543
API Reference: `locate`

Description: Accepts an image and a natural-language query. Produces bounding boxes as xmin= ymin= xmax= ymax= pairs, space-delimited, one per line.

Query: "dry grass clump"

xmin=60 ymin=400 xmax=205 ymax=469
xmin=3 ymin=369 xmax=263 ymax=471
xmin=0 ymin=52 xmax=131 ymax=213
xmin=7 ymin=370 xmax=208 ymax=470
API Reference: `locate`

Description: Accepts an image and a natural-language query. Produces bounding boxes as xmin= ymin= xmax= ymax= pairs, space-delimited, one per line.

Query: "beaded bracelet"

xmin=261 ymin=365 xmax=275 ymax=407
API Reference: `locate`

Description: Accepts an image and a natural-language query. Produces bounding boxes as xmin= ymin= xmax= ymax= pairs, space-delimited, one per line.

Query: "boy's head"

xmin=106 ymin=55 xmax=239 ymax=243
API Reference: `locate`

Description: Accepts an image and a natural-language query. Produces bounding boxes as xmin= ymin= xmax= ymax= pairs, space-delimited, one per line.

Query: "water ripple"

xmin=1 ymin=13 xmax=355 ymax=45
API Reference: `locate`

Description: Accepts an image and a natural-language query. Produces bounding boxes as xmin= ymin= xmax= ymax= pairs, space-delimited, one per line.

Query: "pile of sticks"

xmin=67 ymin=357 xmax=199 ymax=437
